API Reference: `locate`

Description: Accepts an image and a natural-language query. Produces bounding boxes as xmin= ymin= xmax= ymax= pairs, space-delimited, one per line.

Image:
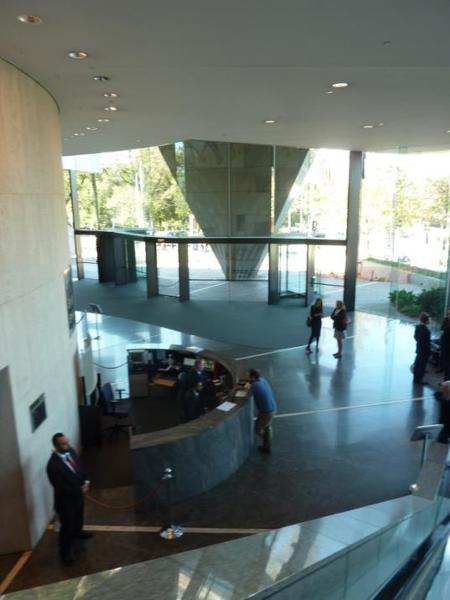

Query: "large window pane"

xmin=357 ymin=151 xmax=450 ymax=324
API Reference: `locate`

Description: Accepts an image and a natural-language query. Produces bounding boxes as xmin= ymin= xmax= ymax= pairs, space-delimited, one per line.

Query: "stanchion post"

xmin=159 ymin=467 xmax=184 ymax=540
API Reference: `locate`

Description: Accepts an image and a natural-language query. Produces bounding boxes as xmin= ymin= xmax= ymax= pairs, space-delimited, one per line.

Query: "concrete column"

xmin=162 ymin=141 xmax=310 ymax=281
xmin=146 ymin=241 xmax=159 ymax=297
xmin=97 ymin=234 xmax=115 ymax=282
xmin=306 ymin=244 xmax=316 ymax=307
xmin=0 ymin=57 xmax=79 ymax=551
xmin=268 ymin=243 xmax=280 ymax=304
xmin=113 ymin=237 xmax=137 ymax=285
xmin=178 ymin=243 xmax=190 ymax=302
xmin=69 ymin=170 xmax=84 ymax=280
xmin=344 ymin=151 xmax=364 ymax=312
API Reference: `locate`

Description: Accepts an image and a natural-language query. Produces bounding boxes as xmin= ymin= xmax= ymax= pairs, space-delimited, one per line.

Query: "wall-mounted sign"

xmin=30 ymin=394 xmax=47 ymax=432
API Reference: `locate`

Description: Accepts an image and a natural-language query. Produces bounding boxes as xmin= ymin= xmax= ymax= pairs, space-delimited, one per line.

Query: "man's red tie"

xmin=66 ymin=455 xmax=77 ymax=471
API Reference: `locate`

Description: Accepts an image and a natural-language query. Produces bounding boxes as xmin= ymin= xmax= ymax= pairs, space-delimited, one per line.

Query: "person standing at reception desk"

xmin=248 ymin=369 xmax=277 ymax=454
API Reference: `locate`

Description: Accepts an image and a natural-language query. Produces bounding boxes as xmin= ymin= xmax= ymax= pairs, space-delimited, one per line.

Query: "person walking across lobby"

xmin=413 ymin=312 xmax=431 ymax=385
xmin=46 ymin=433 xmax=92 ymax=564
xmin=247 ymin=369 xmax=277 ymax=454
xmin=306 ymin=297 xmax=324 ymax=354
xmin=330 ymin=300 xmax=347 ymax=358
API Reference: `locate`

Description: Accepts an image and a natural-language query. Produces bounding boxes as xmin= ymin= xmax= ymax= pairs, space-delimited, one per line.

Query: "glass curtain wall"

xmin=275 ymin=149 xmax=349 ymax=239
xmin=357 ymin=151 xmax=450 ymax=327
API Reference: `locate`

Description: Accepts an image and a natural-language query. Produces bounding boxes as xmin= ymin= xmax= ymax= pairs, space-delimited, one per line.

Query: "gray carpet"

xmin=73 ymin=279 xmax=337 ymax=349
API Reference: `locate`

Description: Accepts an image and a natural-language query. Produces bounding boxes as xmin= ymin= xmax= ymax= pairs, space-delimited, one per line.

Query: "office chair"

xmin=99 ymin=382 xmax=132 ymax=438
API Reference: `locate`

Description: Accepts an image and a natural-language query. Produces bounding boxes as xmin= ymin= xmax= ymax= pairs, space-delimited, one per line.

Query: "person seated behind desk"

xmin=187 ymin=359 xmax=207 ymax=387
xmin=157 ymin=355 xmax=179 ymax=378
xmin=183 ymin=381 xmax=204 ymax=422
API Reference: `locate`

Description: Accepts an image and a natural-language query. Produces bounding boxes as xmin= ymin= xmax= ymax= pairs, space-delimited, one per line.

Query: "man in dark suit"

xmin=46 ymin=433 xmax=92 ymax=564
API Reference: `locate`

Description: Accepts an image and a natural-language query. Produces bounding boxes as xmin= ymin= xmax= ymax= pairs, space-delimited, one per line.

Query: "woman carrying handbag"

xmin=306 ymin=297 xmax=323 ymax=354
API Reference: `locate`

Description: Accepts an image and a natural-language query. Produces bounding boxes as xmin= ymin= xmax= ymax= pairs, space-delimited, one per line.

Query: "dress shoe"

xmin=76 ymin=531 xmax=93 ymax=540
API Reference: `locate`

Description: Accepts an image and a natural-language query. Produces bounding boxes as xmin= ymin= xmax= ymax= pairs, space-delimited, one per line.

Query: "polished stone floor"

xmin=1 ymin=305 xmax=444 ymax=594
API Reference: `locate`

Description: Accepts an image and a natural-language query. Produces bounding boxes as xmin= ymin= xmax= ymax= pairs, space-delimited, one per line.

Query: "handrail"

xmin=74 ymin=228 xmax=347 ymax=245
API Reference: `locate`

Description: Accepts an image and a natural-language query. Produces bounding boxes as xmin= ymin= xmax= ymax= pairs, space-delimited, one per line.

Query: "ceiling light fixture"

xmin=86 ymin=126 xmax=98 ymax=131
xmin=97 ymin=118 xmax=110 ymax=123
xmin=103 ymin=92 xmax=118 ymax=98
xmin=93 ymin=75 xmax=110 ymax=82
xmin=446 ymin=130 xmax=450 ymax=134
xmin=363 ymin=124 xmax=374 ymax=129
xmin=17 ymin=14 xmax=43 ymax=24
xmin=331 ymin=82 xmax=349 ymax=88
xmin=104 ymin=106 xmax=118 ymax=111
xmin=264 ymin=119 xmax=276 ymax=124
xmin=326 ymin=90 xmax=334 ymax=94
xmin=68 ymin=51 xmax=88 ymax=59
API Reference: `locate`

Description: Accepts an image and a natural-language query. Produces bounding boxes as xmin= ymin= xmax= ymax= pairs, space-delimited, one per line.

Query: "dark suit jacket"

xmin=46 ymin=449 xmax=87 ymax=512
xmin=414 ymin=324 xmax=431 ymax=355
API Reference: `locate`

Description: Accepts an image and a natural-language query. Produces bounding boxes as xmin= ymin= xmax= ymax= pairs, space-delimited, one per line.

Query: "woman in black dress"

xmin=306 ymin=298 xmax=323 ymax=354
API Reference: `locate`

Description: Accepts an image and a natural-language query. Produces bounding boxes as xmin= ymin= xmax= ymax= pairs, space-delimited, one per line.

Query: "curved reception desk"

xmin=128 ymin=345 xmax=253 ymax=508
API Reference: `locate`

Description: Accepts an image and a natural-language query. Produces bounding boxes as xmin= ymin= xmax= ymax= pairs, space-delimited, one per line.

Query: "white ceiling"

xmin=2 ymin=0 xmax=450 ymax=155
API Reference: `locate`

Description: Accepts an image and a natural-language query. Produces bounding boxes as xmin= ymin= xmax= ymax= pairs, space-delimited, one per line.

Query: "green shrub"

xmin=389 ymin=287 xmax=445 ymax=320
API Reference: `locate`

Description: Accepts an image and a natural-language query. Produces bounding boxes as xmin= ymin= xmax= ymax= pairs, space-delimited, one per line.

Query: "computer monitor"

xmin=129 ymin=351 xmax=147 ymax=364
xmin=183 ymin=357 xmax=196 ymax=367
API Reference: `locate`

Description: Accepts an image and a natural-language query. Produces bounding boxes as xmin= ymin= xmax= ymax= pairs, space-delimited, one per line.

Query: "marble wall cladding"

xmin=132 ymin=398 xmax=254 ymax=509
xmin=0 ymin=58 xmax=79 ymax=552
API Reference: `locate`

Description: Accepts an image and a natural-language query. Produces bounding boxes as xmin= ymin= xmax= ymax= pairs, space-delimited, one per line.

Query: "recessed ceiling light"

xmin=446 ymin=130 xmax=450 ymax=134
xmin=17 ymin=14 xmax=43 ymax=25
xmin=362 ymin=124 xmax=374 ymax=129
xmin=378 ymin=122 xmax=384 ymax=127
xmin=93 ymin=75 xmax=110 ymax=82
xmin=331 ymin=82 xmax=349 ymax=88
xmin=97 ymin=118 xmax=110 ymax=123
xmin=104 ymin=106 xmax=118 ymax=111
xmin=103 ymin=92 xmax=118 ymax=98
xmin=68 ymin=51 xmax=88 ymax=59
xmin=264 ymin=119 xmax=276 ymax=124
xmin=326 ymin=90 xmax=334 ymax=95
xmin=86 ymin=126 xmax=98 ymax=131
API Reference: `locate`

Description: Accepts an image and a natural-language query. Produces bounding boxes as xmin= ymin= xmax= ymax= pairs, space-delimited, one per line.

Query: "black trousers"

xmin=413 ymin=352 xmax=429 ymax=383
xmin=58 ymin=496 xmax=84 ymax=558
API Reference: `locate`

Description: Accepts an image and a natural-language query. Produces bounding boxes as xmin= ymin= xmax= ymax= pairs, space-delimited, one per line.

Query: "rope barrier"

xmin=85 ymin=480 xmax=162 ymax=511
xmin=93 ymin=361 xmax=128 ymax=370
xmin=75 ymin=313 xmax=87 ymax=325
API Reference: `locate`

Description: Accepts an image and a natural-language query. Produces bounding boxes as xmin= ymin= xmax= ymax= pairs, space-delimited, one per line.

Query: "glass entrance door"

xmin=279 ymin=245 xmax=307 ymax=302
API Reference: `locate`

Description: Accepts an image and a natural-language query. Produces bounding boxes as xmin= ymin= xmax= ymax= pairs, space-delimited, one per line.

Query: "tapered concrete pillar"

xmin=160 ymin=140 xmax=311 ymax=281
xmin=344 ymin=151 xmax=364 ymax=311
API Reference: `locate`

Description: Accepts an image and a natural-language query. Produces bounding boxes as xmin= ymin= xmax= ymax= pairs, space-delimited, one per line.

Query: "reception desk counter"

xmin=127 ymin=345 xmax=253 ymax=508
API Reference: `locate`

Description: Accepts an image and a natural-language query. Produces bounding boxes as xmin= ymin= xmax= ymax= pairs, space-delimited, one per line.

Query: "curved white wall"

xmin=0 ymin=58 xmax=79 ymax=552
